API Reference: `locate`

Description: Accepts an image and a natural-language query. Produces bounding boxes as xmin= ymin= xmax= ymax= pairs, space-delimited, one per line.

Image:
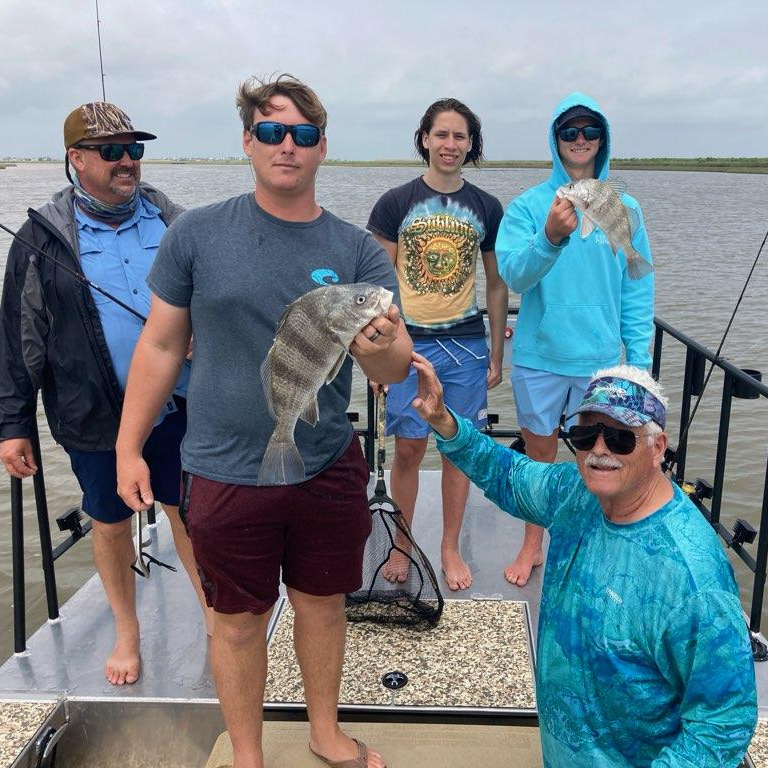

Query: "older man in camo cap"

xmin=410 ymin=355 xmax=756 ymax=766
xmin=0 ymin=102 xmax=211 ymax=686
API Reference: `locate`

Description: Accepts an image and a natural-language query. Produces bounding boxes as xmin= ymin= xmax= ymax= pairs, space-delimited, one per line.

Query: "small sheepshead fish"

xmin=556 ymin=179 xmax=654 ymax=280
xmin=258 ymin=283 xmax=393 ymax=486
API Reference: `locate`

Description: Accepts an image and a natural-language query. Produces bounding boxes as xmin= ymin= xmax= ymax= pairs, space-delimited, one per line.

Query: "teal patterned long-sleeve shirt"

xmin=436 ymin=415 xmax=756 ymax=767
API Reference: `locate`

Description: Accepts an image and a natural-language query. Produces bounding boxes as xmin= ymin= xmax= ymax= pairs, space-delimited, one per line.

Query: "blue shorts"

xmin=511 ymin=366 xmax=591 ymax=436
xmin=67 ymin=398 xmax=187 ymax=524
xmin=387 ymin=337 xmax=489 ymax=439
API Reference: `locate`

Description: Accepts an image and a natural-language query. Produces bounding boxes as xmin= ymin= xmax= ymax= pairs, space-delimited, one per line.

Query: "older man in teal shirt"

xmin=410 ymin=352 xmax=756 ymax=767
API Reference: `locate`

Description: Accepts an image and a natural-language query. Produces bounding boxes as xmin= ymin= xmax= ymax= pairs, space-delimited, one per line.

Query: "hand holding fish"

xmin=544 ymin=195 xmax=578 ymax=246
xmin=349 ymin=304 xmax=402 ymax=358
xmin=411 ymin=352 xmax=457 ymax=439
xmin=555 ymin=179 xmax=654 ymax=280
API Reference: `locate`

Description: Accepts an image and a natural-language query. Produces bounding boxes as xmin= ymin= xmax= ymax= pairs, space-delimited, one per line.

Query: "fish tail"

xmin=257 ymin=434 xmax=305 ymax=486
xmin=626 ymin=248 xmax=654 ymax=281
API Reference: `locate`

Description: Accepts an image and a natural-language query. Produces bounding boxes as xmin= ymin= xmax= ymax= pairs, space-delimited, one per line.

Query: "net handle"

xmin=377 ymin=390 xmax=387 ymax=474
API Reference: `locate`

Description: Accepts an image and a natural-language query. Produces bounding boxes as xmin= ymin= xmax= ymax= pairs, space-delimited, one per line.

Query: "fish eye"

xmin=355 ymin=294 xmax=366 ymax=305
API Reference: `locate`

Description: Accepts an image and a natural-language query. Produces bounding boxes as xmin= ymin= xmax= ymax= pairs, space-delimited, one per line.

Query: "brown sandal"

xmin=309 ymin=738 xmax=382 ymax=768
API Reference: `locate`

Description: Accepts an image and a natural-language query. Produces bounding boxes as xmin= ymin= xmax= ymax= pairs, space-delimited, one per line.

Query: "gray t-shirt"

xmin=148 ymin=193 xmax=399 ymax=485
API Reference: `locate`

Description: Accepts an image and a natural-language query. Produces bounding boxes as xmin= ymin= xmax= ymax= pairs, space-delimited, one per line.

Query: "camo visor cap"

xmin=573 ymin=376 xmax=667 ymax=430
xmin=64 ymin=102 xmax=157 ymax=149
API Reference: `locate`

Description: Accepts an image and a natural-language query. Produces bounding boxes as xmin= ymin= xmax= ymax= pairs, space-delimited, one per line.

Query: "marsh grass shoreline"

xmin=3 ymin=158 xmax=767 ymax=174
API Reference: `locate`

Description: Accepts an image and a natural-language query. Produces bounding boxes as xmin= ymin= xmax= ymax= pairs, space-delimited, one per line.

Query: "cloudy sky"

xmin=0 ymin=0 xmax=766 ymax=160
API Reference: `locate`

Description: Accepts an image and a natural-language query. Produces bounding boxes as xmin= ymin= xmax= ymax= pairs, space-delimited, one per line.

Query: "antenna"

xmin=95 ymin=0 xmax=106 ymax=100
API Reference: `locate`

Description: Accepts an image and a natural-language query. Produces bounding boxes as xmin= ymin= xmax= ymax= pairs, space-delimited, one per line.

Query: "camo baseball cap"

xmin=63 ymin=102 xmax=156 ymax=149
xmin=573 ymin=375 xmax=667 ymax=429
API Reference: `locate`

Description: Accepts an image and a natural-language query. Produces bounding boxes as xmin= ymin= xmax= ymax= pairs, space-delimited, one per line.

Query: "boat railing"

xmin=6 ymin=312 xmax=768 ymax=659
xmin=651 ymin=317 xmax=768 ymax=657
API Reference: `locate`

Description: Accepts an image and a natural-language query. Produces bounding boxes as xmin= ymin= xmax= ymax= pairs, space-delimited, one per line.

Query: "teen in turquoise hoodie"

xmin=496 ymin=92 xmax=655 ymax=589
xmin=497 ymin=91 xmax=653 ymax=375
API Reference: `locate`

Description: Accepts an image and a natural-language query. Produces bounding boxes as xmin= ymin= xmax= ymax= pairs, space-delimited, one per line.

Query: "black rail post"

xmin=710 ymin=372 xmax=734 ymax=527
xmin=651 ymin=324 xmax=664 ymax=380
xmin=749 ymin=451 xmax=768 ymax=636
xmin=30 ymin=422 xmax=59 ymax=620
xmin=10 ymin=476 xmax=27 ymax=654
xmin=675 ymin=347 xmax=696 ymax=481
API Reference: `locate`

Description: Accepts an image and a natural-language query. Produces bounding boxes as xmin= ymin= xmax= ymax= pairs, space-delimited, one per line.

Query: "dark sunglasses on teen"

xmin=76 ymin=142 xmax=145 ymax=161
xmin=250 ymin=121 xmax=322 ymax=148
xmin=556 ymin=125 xmax=603 ymax=142
xmin=567 ymin=422 xmax=648 ymax=455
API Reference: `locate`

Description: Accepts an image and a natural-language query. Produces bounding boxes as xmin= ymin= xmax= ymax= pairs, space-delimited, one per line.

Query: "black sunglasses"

xmin=567 ymin=422 xmax=646 ymax=455
xmin=76 ymin=142 xmax=145 ymax=161
xmin=250 ymin=121 xmax=322 ymax=148
xmin=556 ymin=125 xmax=603 ymax=142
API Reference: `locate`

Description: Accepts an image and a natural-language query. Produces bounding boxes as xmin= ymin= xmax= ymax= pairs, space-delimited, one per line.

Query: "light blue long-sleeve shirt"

xmin=495 ymin=92 xmax=655 ymax=376
xmin=436 ymin=414 xmax=756 ymax=767
xmin=75 ymin=196 xmax=189 ymax=399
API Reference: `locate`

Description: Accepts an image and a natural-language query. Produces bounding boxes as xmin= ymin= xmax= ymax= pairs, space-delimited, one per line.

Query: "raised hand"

xmin=410 ymin=352 xmax=457 ymax=439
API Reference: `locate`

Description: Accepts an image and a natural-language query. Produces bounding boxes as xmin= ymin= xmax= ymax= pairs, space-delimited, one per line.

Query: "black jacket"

xmin=0 ymin=183 xmax=183 ymax=451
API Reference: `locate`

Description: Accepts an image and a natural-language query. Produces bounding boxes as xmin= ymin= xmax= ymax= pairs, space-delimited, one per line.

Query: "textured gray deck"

xmin=265 ymin=599 xmax=536 ymax=713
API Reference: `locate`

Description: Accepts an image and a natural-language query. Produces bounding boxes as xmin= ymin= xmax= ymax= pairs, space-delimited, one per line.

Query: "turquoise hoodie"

xmin=496 ymin=92 xmax=654 ymax=376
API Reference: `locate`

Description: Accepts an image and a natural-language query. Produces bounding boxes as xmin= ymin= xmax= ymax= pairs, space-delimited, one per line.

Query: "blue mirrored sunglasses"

xmin=250 ymin=121 xmax=322 ymax=148
xmin=556 ymin=125 xmax=603 ymax=142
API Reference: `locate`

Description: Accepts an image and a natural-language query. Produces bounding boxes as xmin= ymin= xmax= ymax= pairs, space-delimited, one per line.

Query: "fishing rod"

xmin=0 ymin=222 xmax=147 ymax=323
xmin=95 ymin=0 xmax=106 ymax=100
xmin=667 ymin=227 xmax=768 ymax=476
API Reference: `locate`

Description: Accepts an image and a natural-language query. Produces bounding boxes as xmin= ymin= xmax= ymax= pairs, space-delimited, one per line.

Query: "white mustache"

xmin=586 ymin=453 xmax=623 ymax=470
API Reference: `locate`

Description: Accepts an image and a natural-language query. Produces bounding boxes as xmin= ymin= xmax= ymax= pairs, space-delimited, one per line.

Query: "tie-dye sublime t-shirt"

xmin=367 ymin=177 xmax=503 ymax=338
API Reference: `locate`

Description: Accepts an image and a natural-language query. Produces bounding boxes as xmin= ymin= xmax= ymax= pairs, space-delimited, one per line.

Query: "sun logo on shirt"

xmin=402 ymin=214 xmax=478 ymax=295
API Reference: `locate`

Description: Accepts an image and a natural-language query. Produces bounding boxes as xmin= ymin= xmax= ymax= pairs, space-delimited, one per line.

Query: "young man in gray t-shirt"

xmin=116 ymin=75 xmax=411 ymax=768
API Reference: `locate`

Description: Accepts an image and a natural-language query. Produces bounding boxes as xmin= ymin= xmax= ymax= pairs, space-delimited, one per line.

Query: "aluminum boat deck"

xmin=1 ymin=470 xmax=767 ymax=767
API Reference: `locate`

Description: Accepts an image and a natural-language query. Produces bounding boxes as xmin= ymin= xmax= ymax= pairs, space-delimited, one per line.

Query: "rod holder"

xmin=732 ymin=369 xmax=762 ymax=399
xmin=730 ymin=518 xmax=757 ymax=549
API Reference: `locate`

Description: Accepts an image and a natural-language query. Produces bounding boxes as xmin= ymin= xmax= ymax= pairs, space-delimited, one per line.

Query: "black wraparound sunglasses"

xmin=76 ymin=142 xmax=145 ymax=161
xmin=250 ymin=121 xmax=322 ymax=147
xmin=567 ymin=422 xmax=647 ymax=455
xmin=556 ymin=125 xmax=603 ymax=142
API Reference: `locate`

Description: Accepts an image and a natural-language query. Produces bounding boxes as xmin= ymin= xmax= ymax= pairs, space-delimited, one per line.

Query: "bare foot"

xmin=503 ymin=547 xmax=544 ymax=587
xmin=382 ymin=546 xmax=411 ymax=583
xmin=441 ymin=548 xmax=472 ymax=591
xmin=309 ymin=730 xmax=385 ymax=768
xmin=105 ymin=620 xmax=141 ymax=685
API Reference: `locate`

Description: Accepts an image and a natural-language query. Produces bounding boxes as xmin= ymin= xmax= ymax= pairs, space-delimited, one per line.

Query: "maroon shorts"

xmin=184 ymin=438 xmax=372 ymax=615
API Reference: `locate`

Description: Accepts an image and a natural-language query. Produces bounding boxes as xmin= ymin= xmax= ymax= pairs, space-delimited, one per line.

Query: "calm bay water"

xmin=1 ymin=162 xmax=767 ymax=661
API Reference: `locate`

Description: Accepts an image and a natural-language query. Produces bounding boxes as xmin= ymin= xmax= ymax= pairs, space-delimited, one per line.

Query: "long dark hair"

xmin=413 ymin=98 xmax=484 ymax=167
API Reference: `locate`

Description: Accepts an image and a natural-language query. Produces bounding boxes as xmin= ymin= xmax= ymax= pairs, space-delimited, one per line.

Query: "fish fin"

xmin=258 ymin=434 xmax=305 ymax=486
xmin=579 ymin=214 xmax=596 ymax=238
xmin=625 ymin=206 xmax=642 ymax=238
xmin=259 ymin=350 xmax=277 ymax=421
xmin=299 ymin=396 xmax=319 ymax=426
xmin=325 ymin=350 xmax=348 ymax=384
xmin=607 ymin=178 xmax=628 ymax=197
xmin=625 ymin=248 xmax=655 ymax=280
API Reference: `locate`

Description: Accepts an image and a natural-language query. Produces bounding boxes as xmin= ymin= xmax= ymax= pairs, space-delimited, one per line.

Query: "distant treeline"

xmin=4 ymin=158 xmax=767 ymax=174
xmin=322 ymin=157 xmax=768 ymax=174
